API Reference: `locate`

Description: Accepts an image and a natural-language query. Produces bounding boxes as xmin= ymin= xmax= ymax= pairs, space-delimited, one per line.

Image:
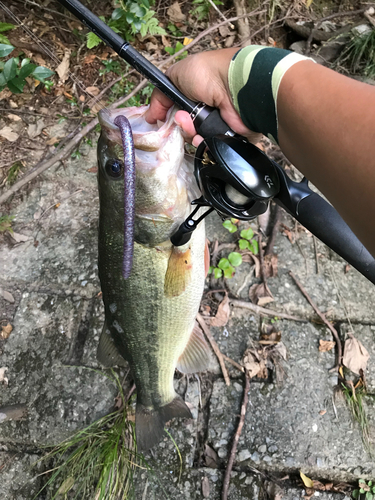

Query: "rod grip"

xmin=295 ymin=193 xmax=375 ymax=284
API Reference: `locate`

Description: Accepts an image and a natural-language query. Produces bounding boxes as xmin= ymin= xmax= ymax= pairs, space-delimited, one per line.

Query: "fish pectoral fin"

xmin=164 ymin=246 xmax=192 ymax=298
xmin=97 ymin=323 xmax=127 ymax=368
xmin=136 ymin=396 xmax=192 ymax=451
xmin=177 ymin=322 xmax=211 ymax=374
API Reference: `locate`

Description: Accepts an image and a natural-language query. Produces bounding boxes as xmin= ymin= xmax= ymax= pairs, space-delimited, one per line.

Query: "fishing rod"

xmin=56 ymin=0 xmax=375 ymax=285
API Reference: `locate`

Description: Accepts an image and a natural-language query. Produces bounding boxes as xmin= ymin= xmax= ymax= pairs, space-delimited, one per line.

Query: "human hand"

xmin=144 ymin=49 xmax=261 ymax=146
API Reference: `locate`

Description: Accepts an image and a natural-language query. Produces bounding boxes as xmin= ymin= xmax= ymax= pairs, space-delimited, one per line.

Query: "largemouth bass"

xmin=97 ymin=105 xmax=211 ymax=450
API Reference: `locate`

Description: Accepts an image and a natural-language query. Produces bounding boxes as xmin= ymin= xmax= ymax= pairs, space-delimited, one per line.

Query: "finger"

xmin=174 ymin=110 xmax=197 ymax=138
xmin=145 ymin=88 xmax=174 ymax=124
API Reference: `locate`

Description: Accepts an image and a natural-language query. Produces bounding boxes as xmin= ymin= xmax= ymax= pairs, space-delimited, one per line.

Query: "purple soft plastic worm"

xmin=114 ymin=115 xmax=136 ymax=279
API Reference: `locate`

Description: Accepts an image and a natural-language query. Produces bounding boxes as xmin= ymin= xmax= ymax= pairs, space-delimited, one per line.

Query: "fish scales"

xmin=97 ymin=106 xmax=210 ymax=450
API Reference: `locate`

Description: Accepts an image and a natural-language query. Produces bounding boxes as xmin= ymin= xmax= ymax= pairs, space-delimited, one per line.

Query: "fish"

xmin=96 ymin=105 xmax=211 ymax=451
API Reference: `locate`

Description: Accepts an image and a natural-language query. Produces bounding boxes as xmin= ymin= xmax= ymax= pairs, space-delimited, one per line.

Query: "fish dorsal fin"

xmin=164 ymin=246 xmax=192 ymax=298
xmin=177 ymin=322 xmax=211 ymax=374
xmin=97 ymin=323 xmax=127 ymax=368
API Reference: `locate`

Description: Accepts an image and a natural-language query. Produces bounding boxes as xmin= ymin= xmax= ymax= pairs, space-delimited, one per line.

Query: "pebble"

xmin=237 ymin=449 xmax=252 ymax=462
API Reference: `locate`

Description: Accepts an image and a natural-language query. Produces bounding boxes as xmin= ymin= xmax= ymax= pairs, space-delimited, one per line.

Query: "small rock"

xmin=0 ymin=290 xmax=15 ymax=303
xmin=258 ymin=444 xmax=267 ymax=453
xmin=237 ymin=449 xmax=252 ymax=462
xmin=218 ymin=448 xmax=227 ymax=459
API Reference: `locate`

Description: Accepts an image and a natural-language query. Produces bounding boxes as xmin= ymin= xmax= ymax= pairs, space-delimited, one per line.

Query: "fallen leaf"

xmin=27 ymin=119 xmax=45 ymax=139
xmin=79 ymin=95 xmax=85 ymax=102
xmin=0 ymin=126 xmax=19 ymax=142
xmin=0 ymin=290 xmax=14 ymax=303
xmin=83 ymin=53 xmax=96 ymax=65
xmin=260 ymin=331 xmax=282 ymax=343
xmin=0 ymin=367 xmax=8 ymax=385
xmin=300 ymin=472 xmax=314 ymax=488
xmin=342 ymin=334 xmax=369 ymax=375
xmin=319 ymin=409 xmax=327 ymax=416
xmin=242 ymin=350 xmax=261 ymax=378
xmin=1 ymin=323 xmax=12 ymax=340
xmin=91 ymin=99 xmax=106 ymax=114
xmin=281 ymin=224 xmax=294 ymax=244
xmin=319 ymin=339 xmax=335 ymax=352
xmin=7 ymin=113 xmax=21 ymax=121
xmin=46 ymin=136 xmax=58 ymax=146
xmin=249 ymin=282 xmax=274 ymax=305
xmin=86 ymin=86 xmax=100 ymax=96
xmin=167 ymin=2 xmax=186 ymax=22
xmin=87 ymin=166 xmax=98 ymax=173
xmin=263 ymin=253 xmax=278 ymax=278
xmin=210 ymin=294 xmax=230 ymax=327
xmin=10 ymin=232 xmax=29 ymax=243
xmin=183 ymin=37 xmax=193 ymax=45
xmin=312 ymin=480 xmax=326 ymax=491
xmin=271 ymin=341 xmax=287 ymax=361
xmin=201 ymin=477 xmax=210 ymax=498
xmin=344 ymin=264 xmax=350 ymax=274
xmin=218 ymin=24 xmax=231 ymax=37
xmin=56 ymin=49 xmax=71 ymax=83
xmin=0 ymin=88 xmax=12 ymax=101
xmin=204 ymin=444 xmax=219 ymax=468
xmin=161 ymin=34 xmax=171 ymax=47
xmin=33 ymin=53 xmax=47 ymax=66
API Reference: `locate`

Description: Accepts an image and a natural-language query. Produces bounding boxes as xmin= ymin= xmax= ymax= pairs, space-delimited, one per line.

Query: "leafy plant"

xmin=353 ymin=479 xmax=375 ymax=499
xmin=165 ymin=41 xmax=187 ymax=60
xmin=0 ymin=47 xmax=55 ymax=94
xmin=167 ymin=22 xmax=183 ymax=36
xmin=86 ymin=1 xmax=166 ymax=48
xmin=7 ymin=161 xmax=23 ymax=185
xmin=336 ymin=28 xmax=375 ymax=78
xmin=99 ymin=59 xmax=123 ymax=76
xmin=209 ymin=219 xmax=258 ymax=279
xmin=0 ymin=214 xmax=15 ymax=234
xmin=190 ymin=0 xmax=223 ymax=21
xmin=0 ymin=22 xmax=15 ymax=45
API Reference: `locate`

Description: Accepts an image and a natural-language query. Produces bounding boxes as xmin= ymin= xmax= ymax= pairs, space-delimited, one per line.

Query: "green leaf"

xmin=353 ymin=491 xmax=359 ymax=499
xmin=218 ymin=258 xmax=230 ymax=270
xmin=3 ymin=58 xmax=17 ymax=82
xmin=111 ymin=8 xmax=125 ymax=20
xmin=366 ymin=492 xmax=373 ymax=500
xmin=0 ymin=22 xmax=15 ymax=32
xmin=31 ymin=66 xmax=55 ymax=82
xmin=7 ymin=77 xmax=26 ymax=93
xmin=238 ymin=239 xmax=250 ymax=250
xmin=129 ymin=2 xmax=147 ymax=18
xmin=19 ymin=63 xmax=36 ymax=80
xmin=369 ymin=482 xmax=373 ymax=487
xmin=240 ymin=227 xmax=254 ymax=240
xmin=224 ymin=265 xmax=235 ymax=279
xmin=125 ymin=12 xmax=135 ymax=23
xmin=7 ymin=79 xmax=24 ymax=93
xmin=228 ymin=252 xmax=242 ymax=267
xmin=208 ymin=266 xmax=213 ymax=274
xmin=164 ymin=46 xmax=174 ymax=55
xmin=0 ymin=33 xmax=10 ymax=45
xmin=0 ymin=43 xmax=14 ymax=57
xmin=86 ymin=32 xmax=102 ymax=49
xmin=360 ymin=489 xmax=365 ymax=494
xmin=21 ymin=58 xmax=30 ymax=67
xmin=213 ymin=267 xmax=222 ymax=279
xmin=142 ymin=0 xmax=150 ymax=8
xmin=222 ymin=219 xmax=237 ymax=233
xmin=372 ymin=487 xmax=375 ymax=494
xmin=0 ymin=72 xmax=6 ymax=87
xmin=249 ymin=239 xmax=259 ymax=255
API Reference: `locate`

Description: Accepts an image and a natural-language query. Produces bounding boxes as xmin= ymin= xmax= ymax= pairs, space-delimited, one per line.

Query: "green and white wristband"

xmin=228 ymin=46 xmax=315 ymax=144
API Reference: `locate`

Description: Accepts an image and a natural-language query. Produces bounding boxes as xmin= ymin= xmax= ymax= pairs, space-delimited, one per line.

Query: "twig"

xmin=222 ymin=370 xmax=250 ymax=500
xmin=313 ymin=235 xmax=320 ymax=274
xmin=196 ymin=313 xmax=231 ymax=386
xmin=222 ymin=353 xmax=245 ymax=373
xmin=230 ymin=298 xmax=306 ymax=322
xmin=0 ymin=8 xmax=265 ymax=205
xmin=289 ymin=271 xmax=342 ymax=371
xmin=0 ymin=79 xmax=146 ymax=205
xmin=265 ymin=205 xmax=281 ymax=256
xmin=207 ymin=0 xmax=235 ymax=28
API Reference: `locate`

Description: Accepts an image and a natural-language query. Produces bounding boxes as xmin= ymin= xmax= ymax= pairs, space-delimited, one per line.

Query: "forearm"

xmin=277 ymin=62 xmax=375 ymax=255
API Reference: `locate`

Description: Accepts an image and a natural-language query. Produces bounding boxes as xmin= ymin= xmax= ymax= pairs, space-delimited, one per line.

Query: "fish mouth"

xmin=99 ymin=106 xmax=177 ymax=151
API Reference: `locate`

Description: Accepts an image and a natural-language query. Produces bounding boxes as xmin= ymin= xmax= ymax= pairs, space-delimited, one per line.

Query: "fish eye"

xmin=105 ymin=159 xmax=124 ymax=179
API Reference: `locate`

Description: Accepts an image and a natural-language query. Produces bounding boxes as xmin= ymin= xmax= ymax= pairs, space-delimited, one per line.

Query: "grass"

xmin=0 ymin=214 xmax=15 ymax=234
xmin=34 ymin=371 xmax=142 ymax=500
xmin=336 ymin=28 xmax=375 ymax=78
xmin=342 ymin=382 xmax=374 ymax=457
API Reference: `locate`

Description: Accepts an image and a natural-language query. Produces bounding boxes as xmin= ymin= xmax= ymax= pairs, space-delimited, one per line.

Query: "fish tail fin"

xmin=136 ymin=396 xmax=192 ymax=451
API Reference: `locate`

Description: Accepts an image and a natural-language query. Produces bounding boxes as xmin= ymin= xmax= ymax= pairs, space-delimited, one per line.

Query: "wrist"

xmin=228 ymin=46 xmax=315 ymax=143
